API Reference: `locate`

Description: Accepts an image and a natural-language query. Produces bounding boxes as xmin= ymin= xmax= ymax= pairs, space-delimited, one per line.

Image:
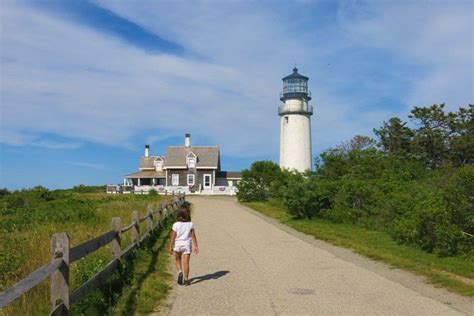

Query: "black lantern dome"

xmin=280 ymin=67 xmax=311 ymax=101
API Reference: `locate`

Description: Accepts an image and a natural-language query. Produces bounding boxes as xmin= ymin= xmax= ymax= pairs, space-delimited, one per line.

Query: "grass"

xmin=0 ymin=190 xmax=174 ymax=315
xmin=242 ymin=199 xmax=474 ymax=296
xmin=112 ymin=216 xmax=174 ymax=315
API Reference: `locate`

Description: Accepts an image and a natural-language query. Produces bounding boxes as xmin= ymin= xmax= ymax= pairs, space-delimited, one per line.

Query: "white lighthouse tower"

xmin=279 ymin=67 xmax=313 ymax=172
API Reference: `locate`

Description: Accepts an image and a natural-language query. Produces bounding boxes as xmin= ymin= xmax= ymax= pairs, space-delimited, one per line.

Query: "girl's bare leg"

xmin=175 ymin=252 xmax=182 ymax=272
xmin=182 ymin=254 xmax=191 ymax=279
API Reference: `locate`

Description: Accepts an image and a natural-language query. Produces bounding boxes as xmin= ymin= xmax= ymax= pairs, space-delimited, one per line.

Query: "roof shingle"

xmin=163 ymin=146 xmax=219 ymax=168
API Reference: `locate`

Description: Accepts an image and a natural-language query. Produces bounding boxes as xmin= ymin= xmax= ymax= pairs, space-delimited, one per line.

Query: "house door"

xmin=203 ymin=174 xmax=212 ymax=189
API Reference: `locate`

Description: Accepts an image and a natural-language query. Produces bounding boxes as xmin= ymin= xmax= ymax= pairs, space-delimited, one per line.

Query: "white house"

xmin=107 ymin=134 xmax=241 ymax=195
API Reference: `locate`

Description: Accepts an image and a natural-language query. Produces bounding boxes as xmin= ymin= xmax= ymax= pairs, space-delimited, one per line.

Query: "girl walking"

xmin=169 ymin=207 xmax=199 ymax=286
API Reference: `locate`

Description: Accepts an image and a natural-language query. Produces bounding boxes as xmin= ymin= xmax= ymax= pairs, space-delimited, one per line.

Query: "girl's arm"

xmin=169 ymin=230 xmax=176 ymax=254
xmin=192 ymin=229 xmax=199 ymax=254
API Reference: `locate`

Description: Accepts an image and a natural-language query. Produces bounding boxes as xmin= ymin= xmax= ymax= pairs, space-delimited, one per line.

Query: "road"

xmin=155 ymin=196 xmax=472 ymax=315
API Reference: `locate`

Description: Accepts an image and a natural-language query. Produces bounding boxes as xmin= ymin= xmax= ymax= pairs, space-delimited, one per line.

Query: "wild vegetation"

xmin=238 ymin=104 xmax=473 ymax=294
xmin=0 ymin=186 xmax=174 ymax=315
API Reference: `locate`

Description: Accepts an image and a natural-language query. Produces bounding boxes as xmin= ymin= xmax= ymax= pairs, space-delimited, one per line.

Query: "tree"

xmin=236 ymin=161 xmax=282 ymax=202
xmin=448 ymin=105 xmax=474 ymax=166
xmin=408 ymin=104 xmax=473 ymax=169
xmin=279 ymin=173 xmax=333 ymax=219
xmin=409 ymin=104 xmax=451 ymax=169
xmin=373 ymin=117 xmax=414 ymax=157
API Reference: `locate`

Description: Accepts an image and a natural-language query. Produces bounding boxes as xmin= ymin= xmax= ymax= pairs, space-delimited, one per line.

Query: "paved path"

xmin=157 ymin=196 xmax=472 ymax=315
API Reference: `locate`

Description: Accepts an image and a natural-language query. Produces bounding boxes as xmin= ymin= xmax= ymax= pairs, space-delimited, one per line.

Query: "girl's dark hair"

xmin=177 ymin=207 xmax=191 ymax=222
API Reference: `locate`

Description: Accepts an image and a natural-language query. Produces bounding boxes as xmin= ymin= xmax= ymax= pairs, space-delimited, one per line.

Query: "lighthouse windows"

xmin=285 ymin=116 xmax=289 ymax=123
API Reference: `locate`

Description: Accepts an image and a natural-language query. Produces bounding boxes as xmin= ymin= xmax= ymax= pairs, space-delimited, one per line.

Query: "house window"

xmin=203 ymin=174 xmax=212 ymax=189
xmin=171 ymin=174 xmax=179 ymax=186
xmin=155 ymin=160 xmax=163 ymax=169
xmin=188 ymin=158 xmax=196 ymax=168
xmin=187 ymin=174 xmax=195 ymax=185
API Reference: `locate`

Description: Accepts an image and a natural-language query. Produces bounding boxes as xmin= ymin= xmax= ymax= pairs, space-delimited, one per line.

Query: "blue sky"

xmin=1 ymin=0 xmax=473 ymax=190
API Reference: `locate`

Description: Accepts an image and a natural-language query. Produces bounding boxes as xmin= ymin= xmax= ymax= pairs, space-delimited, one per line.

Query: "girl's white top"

xmin=172 ymin=221 xmax=194 ymax=245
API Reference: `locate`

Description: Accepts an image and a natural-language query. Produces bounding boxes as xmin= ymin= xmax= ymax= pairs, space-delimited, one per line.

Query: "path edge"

xmin=234 ymin=199 xmax=473 ymax=315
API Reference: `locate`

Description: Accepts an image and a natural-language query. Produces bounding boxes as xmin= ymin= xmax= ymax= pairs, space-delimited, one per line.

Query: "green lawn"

xmin=242 ymin=200 xmax=474 ymax=296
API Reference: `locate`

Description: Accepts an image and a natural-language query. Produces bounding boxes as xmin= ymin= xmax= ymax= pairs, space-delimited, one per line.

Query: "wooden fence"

xmin=0 ymin=193 xmax=186 ymax=315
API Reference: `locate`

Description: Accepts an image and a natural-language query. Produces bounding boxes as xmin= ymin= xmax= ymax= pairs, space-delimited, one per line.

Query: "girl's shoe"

xmin=184 ymin=279 xmax=190 ymax=286
xmin=177 ymin=272 xmax=184 ymax=285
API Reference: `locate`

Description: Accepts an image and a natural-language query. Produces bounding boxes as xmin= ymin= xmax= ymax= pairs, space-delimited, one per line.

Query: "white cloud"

xmin=0 ymin=130 xmax=36 ymax=146
xmin=1 ymin=0 xmax=472 ymax=164
xmin=66 ymin=161 xmax=108 ymax=170
xmin=338 ymin=0 xmax=474 ymax=111
xmin=32 ymin=140 xmax=83 ymax=150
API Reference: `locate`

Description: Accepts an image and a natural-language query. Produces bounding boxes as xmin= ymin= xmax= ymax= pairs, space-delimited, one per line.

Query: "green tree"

xmin=448 ymin=105 xmax=474 ymax=166
xmin=236 ymin=161 xmax=281 ymax=202
xmin=279 ymin=173 xmax=333 ymax=219
xmin=373 ymin=117 xmax=414 ymax=157
xmin=316 ymin=135 xmax=375 ymax=180
xmin=409 ymin=104 xmax=451 ymax=169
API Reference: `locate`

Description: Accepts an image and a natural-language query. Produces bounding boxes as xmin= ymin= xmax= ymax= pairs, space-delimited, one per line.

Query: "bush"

xmin=238 ymin=104 xmax=473 ymax=257
xmin=279 ymin=174 xmax=333 ymax=219
xmin=73 ymin=184 xmax=106 ymax=193
xmin=390 ymin=166 xmax=474 ymax=256
xmin=0 ymin=188 xmax=10 ymax=197
xmin=236 ymin=177 xmax=266 ymax=202
xmin=236 ymin=161 xmax=281 ymax=202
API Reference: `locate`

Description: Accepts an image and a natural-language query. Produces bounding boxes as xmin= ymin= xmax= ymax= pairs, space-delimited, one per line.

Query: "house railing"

xmin=0 ymin=193 xmax=186 ymax=315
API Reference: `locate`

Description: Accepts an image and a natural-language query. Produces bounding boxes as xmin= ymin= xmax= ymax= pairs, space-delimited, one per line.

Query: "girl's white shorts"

xmin=174 ymin=243 xmax=192 ymax=254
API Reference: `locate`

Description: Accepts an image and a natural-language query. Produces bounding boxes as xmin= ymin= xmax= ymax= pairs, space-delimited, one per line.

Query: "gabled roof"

xmin=139 ymin=156 xmax=163 ymax=169
xmin=163 ymin=146 xmax=219 ymax=168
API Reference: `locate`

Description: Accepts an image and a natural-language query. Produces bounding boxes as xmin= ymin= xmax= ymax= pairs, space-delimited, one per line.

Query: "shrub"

xmin=391 ymin=166 xmax=474 ymax=256
xmin=279 ymin=174 xmax=333 ymax=219
xmin=236 ymin=161 xmax=281 ymax=202
xmin=0 ymin=188 xmax=10 ymax=197
xmin=236 ymin=177 xmax=266 ymax=202
xmin=73 ymin=184 xmax=106 ymax=193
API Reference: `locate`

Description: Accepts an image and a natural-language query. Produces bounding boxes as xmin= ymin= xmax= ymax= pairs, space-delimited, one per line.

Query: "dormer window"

xmin=154 ymin=158 xmax=163 ymax=170
xmin=188 ymin=158 xmax=196 ymax=168
xmin=186 ymin=152 xmax=197 ymax=168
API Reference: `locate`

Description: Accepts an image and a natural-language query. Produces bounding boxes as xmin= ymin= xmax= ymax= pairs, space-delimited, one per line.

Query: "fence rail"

xmin=0 ymin=193 xmax=186 ymax=315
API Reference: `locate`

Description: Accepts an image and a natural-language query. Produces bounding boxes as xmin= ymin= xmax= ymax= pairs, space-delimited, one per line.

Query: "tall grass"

xmin=0 ymin=189 xmax=172 ymax=315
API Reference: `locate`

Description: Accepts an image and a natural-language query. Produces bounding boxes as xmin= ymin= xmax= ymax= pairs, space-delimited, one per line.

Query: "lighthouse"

xmin=279 ymin=68 xmax=313 ymax=172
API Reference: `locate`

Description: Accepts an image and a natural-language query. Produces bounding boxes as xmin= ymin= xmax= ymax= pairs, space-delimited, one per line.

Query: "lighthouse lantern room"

xmin=279 ymin=67 xmax=313 ymax=172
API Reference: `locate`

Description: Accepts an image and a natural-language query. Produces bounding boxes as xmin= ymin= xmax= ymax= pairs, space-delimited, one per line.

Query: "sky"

xmin=0 ymin=0 xmax=473 ymax=190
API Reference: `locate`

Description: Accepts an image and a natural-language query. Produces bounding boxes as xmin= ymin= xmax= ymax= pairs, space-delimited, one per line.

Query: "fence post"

xmin=162 ymin=203 xmax=168 ymax=219
xmin=171 ymin=202 xmax=178 ymax=215
xmin=51 ymin=233 xmax=70 ymax=315
xmin=111 ymin=217 xmax=122 ymax=260
xmin=155 ymin=203 xmax=161 ymax=225
xmin=146 ymin=204 xmax=153 ymax=232
xmin=157 ymin=202 xmax=165 ymax=227
xmin=132 ymin=211 xmax=140 ymax=246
